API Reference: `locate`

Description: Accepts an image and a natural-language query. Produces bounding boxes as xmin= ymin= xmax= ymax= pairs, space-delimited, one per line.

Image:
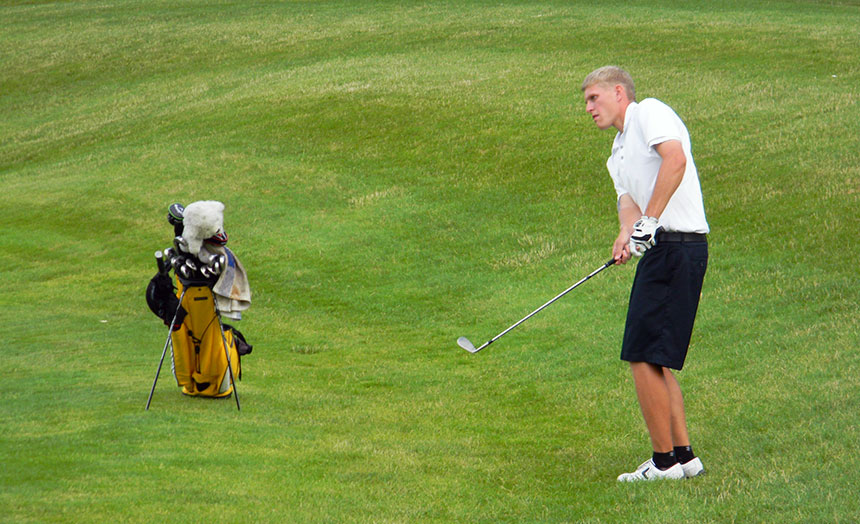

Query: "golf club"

xmin=155 ymin=250 xmax=168 ymax=276
xmin=458 ymin=257 xmax=616 ymax=354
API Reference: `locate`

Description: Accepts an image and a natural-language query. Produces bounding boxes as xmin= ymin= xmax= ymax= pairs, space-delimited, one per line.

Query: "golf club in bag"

xmin=458 ymin=258 xmax=616 ymax=354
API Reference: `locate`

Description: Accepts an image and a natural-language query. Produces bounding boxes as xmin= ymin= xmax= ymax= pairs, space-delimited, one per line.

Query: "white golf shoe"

xmin=617 ymin=459 xmax=685 ymax=482
xmin=680 ymin=457 xmax=705 ymax=478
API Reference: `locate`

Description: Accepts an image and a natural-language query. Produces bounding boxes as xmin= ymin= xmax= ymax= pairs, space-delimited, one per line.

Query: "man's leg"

xmin=630 ymin=361 xmax=673 ymax=453
xmin=617 ymin=361 xmax=685 ymax=481
xmin=663 ymin=367 xmax=690 ymax=447
xmin=663 ymin=367 xmax=705 ymax=476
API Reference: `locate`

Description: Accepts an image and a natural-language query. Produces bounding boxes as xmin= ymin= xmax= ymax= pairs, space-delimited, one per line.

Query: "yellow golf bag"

xmin=146 ymin=201 xmax=252 ymax=410
xmin=170 ymin=280 xmax=240 ymax=398
xmin=146 ymin=268 xmax=250 ymax=409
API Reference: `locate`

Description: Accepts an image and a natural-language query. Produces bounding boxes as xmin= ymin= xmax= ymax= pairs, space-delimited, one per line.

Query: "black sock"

xmin=674 ymin=445 xmax=695 ymax=464
xmin=652 ymin=450 xmax=677 ymax=470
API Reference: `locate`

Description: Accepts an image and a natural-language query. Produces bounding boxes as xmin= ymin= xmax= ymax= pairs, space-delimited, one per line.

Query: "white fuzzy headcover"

xmin=182 ymin=200 xmax=225 ymax=256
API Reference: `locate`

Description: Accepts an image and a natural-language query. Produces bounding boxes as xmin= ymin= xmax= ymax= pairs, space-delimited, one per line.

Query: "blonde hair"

xmin=581 ymin=66 xmax=636 ymax=101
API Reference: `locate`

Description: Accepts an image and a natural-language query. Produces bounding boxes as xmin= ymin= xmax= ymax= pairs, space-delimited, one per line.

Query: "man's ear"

xmin=614 ymin=83 xmax=626 ymax=102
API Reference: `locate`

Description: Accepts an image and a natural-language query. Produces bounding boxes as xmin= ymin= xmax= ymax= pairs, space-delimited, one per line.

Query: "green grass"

xmin=1 ymin=0 xmax=859 ymax=522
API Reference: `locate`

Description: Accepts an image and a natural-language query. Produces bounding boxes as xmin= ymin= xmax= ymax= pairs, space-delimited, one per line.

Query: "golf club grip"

xmin=605 ymin=257 xmax=617 ymax=267
xmin=155 ymin=251 xmax=167 ymax=275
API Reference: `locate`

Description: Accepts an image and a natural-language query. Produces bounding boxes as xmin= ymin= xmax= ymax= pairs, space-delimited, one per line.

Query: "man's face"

xmin=583 ymin=83 xmax=621 ymax=131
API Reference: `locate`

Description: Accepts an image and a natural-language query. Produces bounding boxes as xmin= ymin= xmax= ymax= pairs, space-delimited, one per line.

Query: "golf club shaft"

xmin=476 ymin=258 xmax=616 ymax=351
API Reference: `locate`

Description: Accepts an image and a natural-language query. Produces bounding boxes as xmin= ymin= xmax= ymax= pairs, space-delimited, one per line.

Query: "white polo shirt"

xmin=606 ymin=98 xmax=709 ymax=234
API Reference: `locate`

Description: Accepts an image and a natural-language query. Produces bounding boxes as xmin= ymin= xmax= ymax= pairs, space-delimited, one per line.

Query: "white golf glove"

xmin=629 ymin=216 xmax=662 ymax=257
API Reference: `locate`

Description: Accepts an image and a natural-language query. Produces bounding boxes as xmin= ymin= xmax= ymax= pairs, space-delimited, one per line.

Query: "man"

xmin=581 ymin=66 xmax=709 ymax=481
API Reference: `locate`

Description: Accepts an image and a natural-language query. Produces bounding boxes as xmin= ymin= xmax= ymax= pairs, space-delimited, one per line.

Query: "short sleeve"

xmin=638 ymin=99 xmax=682 ymax=149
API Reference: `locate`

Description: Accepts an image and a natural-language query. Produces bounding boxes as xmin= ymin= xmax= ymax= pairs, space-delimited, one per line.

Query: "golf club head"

xmin=168 ymin=203 xmax=185 ymax=226
xmin=457 ymin=336 xmax=479 ymax=353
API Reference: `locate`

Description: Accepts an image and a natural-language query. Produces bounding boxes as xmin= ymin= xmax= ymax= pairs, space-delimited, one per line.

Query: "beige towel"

xmin=201 ymin=245 xmax=252 ymax=320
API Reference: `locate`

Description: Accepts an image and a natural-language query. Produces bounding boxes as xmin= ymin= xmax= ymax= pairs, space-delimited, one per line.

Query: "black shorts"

xmin=620 ymin=236 xmax=708 ymax=370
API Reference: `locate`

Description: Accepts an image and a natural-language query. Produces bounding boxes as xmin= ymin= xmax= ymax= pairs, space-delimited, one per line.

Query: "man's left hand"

xmin=629 ymin=216 xmax=662 ymax=256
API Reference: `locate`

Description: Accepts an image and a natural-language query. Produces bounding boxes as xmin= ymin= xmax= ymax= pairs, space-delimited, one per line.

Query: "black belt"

xmin=657 ymin=231 xmax=707 ymax=243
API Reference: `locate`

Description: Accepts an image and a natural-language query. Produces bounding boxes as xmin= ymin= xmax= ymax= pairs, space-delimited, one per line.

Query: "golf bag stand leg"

xmin=214 ymin=301 xmax=241 ymax=411
xmin=146 ymin=287 xmax=189 ymax=410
